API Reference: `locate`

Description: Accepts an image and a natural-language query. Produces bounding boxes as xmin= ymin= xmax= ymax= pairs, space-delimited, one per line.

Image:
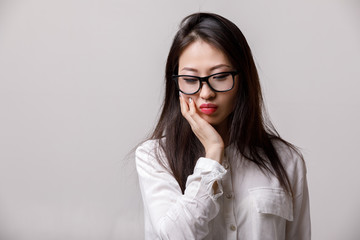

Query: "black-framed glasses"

xmin=173 ymin=71 xmax=238 ymax=95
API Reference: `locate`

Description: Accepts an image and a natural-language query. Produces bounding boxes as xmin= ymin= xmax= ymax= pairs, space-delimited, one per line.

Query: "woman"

xmin=135 ymin=12 xmax=310 ymax=240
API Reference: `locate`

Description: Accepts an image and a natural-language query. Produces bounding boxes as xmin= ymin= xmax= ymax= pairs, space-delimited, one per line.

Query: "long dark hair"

xmin=151 ymin=12 xmax=300 ymax=195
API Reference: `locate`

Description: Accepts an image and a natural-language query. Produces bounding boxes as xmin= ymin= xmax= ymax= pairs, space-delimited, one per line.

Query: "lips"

xmin=199 ymin=103 xmax=218 ymax=115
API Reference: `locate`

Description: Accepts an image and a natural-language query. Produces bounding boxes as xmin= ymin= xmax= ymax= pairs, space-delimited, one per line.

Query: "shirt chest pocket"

xmin=249 ymin=187 xmax=293 ymax=221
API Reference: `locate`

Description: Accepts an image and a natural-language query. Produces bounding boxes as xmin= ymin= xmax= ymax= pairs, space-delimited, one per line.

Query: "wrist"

xmin=205 ymin=145 xmax=224 ymax=163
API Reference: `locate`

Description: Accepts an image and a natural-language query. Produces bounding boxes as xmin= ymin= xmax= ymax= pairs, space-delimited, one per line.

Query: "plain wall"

xmin=0 ymin=0 xmax=359 ymax=239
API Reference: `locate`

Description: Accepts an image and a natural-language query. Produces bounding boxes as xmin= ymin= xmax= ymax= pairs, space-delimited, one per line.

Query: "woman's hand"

xmin=179 ymin=94 xmax=224 ymax=163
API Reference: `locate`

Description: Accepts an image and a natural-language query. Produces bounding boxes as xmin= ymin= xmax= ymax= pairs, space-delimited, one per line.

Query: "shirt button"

xmin=226 ymin=193 xmax=232 ymax=199
xmin=230 ymin=224 xmax=236 ymax=231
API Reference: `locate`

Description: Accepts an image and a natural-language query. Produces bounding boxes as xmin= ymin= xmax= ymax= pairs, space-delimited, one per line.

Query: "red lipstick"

xmin=200 ymin=103 xmax=218 ymax=115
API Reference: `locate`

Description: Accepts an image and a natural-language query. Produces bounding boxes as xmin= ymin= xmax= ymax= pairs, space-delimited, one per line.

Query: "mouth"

xmin=199 ymin=103 xmax=218 ymax=115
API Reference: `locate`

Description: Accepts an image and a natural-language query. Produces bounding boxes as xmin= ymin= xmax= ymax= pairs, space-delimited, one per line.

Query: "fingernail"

xmin=189 ymin=98 xmax=192 ymax=103
xmin=179 ymin=91 xmax=182 ymax=98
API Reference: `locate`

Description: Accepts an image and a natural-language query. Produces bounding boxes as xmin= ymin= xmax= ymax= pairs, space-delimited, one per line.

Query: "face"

xmin=178 ymin=40 xmax=238 ymax=129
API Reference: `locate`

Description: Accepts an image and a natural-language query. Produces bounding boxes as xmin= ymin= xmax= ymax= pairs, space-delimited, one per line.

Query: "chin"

xmin=201 ymin=113 xmax=230 ymax=129
xmin=202 ymin=115 xmax=223 ymax=126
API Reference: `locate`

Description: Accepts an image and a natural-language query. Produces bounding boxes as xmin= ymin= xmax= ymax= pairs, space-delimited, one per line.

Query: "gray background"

xmin=0 ymin=0 xmax=359 ymax=239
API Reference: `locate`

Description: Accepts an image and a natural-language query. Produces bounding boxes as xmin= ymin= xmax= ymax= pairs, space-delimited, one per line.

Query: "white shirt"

xmin=135 ymin=139 xmax=311 ymax=240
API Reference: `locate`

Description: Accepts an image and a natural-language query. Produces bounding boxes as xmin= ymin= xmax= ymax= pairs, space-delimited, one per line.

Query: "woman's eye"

xmin=213 ymin=73 xmax=230 ymax=80
xmin=183 ymin=78 xmax=198 ymax=84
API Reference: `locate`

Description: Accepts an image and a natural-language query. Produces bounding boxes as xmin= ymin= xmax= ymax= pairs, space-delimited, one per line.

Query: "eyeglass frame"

xmin=173 ymin=71 xmax=239 ymax=95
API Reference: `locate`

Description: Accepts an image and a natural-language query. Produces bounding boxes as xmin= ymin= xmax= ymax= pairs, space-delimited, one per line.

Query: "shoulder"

xmin=136 ymin=139 xmax=161 ymax=155
xmin=135 ymin=138 xmax=171 ymax=171
xmin=272 ymin=140 xmax=307 ymax=183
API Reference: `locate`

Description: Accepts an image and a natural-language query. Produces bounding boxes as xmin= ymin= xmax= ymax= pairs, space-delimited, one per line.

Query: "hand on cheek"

xmin=179 ymin=93 xmax=224 ymax=163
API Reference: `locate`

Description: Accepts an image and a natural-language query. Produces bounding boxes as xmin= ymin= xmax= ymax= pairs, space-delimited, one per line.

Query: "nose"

xmin=199 ymin=82 xmax=215 ymax=99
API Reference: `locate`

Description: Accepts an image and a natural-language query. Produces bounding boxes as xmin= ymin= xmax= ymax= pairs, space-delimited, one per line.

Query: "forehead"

xmin=178 ymin=40 xmax=231 ymax=72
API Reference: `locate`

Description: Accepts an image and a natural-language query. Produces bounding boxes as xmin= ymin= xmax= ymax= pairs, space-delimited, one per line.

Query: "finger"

xmin=179 ymin=96 xmax=199 ymax=127
xmin=188 ymin=97 xmax=206 ymax=124
xmin=188 ymin=97 xmax=196 ymax=115
xmin=179 ymin=93 xmax=189 ymax=115
xmin=180 ymin=95 xmax=198 ymax=127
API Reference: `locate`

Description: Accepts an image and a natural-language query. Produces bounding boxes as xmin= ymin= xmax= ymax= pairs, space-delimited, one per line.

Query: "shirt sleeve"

xmin=135 ymin=140 xmax=227 ymax=240
xmin=285 ymin=159 xmax=311 ymax=240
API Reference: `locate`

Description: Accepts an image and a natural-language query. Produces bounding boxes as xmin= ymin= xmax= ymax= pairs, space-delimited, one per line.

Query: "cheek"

xmin=181 ymin=94 xmax=199 ymax=105
xmin=228 ymin=100 xmax=236 ymax=115
xmin=179 ymin=93 xmax=191 ymax=100
xmin=226 ymin=92 xmax=238 ymax=112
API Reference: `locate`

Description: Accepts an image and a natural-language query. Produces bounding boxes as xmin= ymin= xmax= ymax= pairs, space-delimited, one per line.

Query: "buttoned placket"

xmin=222 ymin=150 xmax=237 ymax=239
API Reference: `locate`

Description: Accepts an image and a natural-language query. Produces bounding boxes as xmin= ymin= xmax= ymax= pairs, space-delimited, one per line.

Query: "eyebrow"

xmin=180 ymin=64 xmax=231 ymax=72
